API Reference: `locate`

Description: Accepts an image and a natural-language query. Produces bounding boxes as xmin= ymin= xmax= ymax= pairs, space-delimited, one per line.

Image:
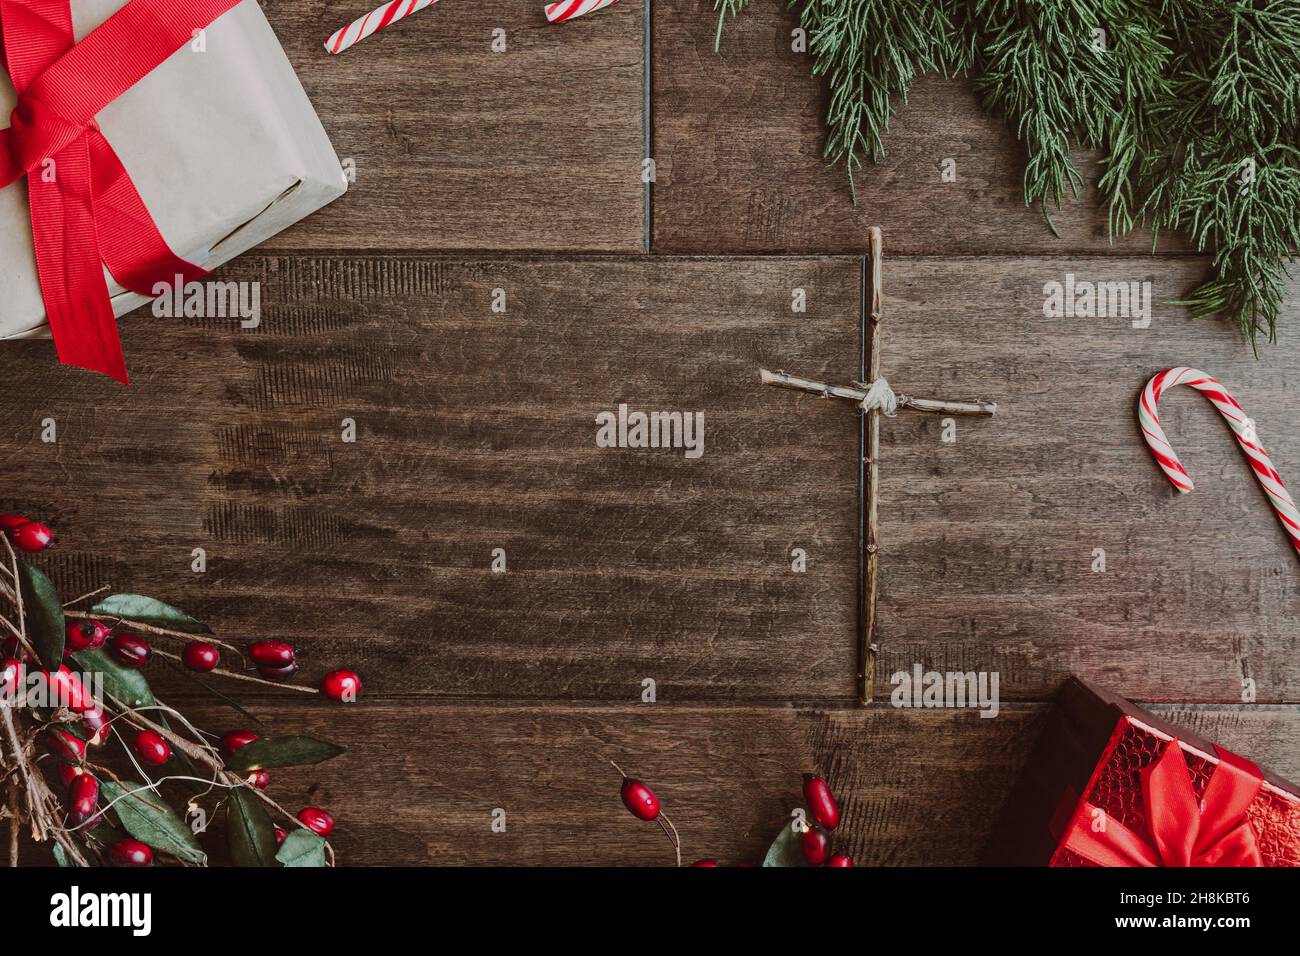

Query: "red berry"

xmin=64 ymin=619 xmax=109 ymax=654
xmin=48 ymin=729 xmax=86 ymax=763
xmin=620 ymin=778 xmax=660 ymax=821
xmin=182 ymin=641 xmax=219 ymax=671
xmin=49 ymin=666 xmax=92 ymax=712
xmin=221 ymin=729 xmax=259 ymax=754
xmin=320 ymin=669 xmax=361 ymax=702
xmin=826 ymin=852 xmax=853 ymax=868
xmin=247 ymin=769 xmax=270 ymax=789
xmin=257 ymin=661 xmax=299 ymax=680
xmin=10 ymin=521 xmax=52 ymax=552
xmin=133 ymin=730 xmax=170 ymax=766
xmin=297 ymin=807 xmax=334 ymax=837
xmin=67 ymin=809 xmax=102 ymax=831
xmin=109 ymin=632 xmax=150 ymax=667
xmin=275 ymin=826 xmax=288 ymax=845
xmin=0 ymin=657 xmax=22 ymax=699
xmin=801 ymin=826 xmax=831 ymax=866
xmin=81 ymin=705 xmax=110 ymax=745
xmin=57 ymin=764 xmax=81 ymax=786
xmin=802 ymin=774 xmax=840 ymax=831
xmin=0 ymin=514 xmax=30 ymax=532
xmin=109 ymin=838 xmax=153 ymax=867
xmin=68 ymin=773 xmax=98 ymax=817
xmin=691 ymin=858 xmax=719 ymax=867
xmin=248 ymin=641 xmax=295 ymax=668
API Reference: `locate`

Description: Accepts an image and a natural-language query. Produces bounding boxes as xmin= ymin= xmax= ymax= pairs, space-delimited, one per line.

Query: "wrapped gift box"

xmin=0 ymin=0 xmax=346 ymax=341
xmin=986 ymin=677 xmax=1300 ymax=866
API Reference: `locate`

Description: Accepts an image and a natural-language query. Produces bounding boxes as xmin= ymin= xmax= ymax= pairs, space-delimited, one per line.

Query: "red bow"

xmin=1062 ymin=738 xmax=1264 ymax=867
xmin=1 ymin=0 xmax=242 ymax=381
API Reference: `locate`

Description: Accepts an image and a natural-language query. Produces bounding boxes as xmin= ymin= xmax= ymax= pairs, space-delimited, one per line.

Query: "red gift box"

xmin=986 ymin=677 xmax=1300 ymax=866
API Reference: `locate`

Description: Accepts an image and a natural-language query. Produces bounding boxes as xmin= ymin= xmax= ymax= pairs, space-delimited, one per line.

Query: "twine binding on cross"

xmin=854 ymin=378 xmax=898 ymax=417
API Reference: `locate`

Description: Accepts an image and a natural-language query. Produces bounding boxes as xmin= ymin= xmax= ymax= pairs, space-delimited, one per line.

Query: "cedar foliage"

xmin=715 ymin=0 xmax=1300 ymax=349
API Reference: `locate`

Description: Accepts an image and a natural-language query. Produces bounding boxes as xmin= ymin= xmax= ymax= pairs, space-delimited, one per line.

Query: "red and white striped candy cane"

xmin=545 ymin=0 xmax=620 ymax=23
xmin=325 ymin=0 xmax=439 ymax=55
xmin=1139 ymin=366 xmax=1300 ymax=557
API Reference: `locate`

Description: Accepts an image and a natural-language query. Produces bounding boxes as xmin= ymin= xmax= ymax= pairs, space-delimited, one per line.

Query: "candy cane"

xmin=325 ymin=0 xmax=439 ymax=55
xmin=545 ymin=0 xmax=620 ymax=23
xmin=1138 ymin=366 xmax=1300 ymax=557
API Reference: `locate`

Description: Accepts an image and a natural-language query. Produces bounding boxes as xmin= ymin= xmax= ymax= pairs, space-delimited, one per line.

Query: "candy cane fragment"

xmin=545 ymin=0 xmax=620 ymax=23
xmin=325 ymin=0 xmax=440 ymax=55
xmin=1138 ymin=366 xmax=1300 ymax=557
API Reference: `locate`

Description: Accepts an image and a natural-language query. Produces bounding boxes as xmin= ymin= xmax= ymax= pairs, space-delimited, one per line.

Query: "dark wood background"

xmin=2 ymin=0 xmax=1299 ymax=865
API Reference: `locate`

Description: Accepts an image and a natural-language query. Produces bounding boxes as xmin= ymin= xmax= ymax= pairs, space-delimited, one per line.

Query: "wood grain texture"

xmin=877 ymin=255 xmax=1300 ymax=703
xmin=202 ymin=699 xmax=1300 ymax=865
xmin=261 ymin=0 xmax=646 ymax=252
xmin=652 ymin=0 xmax=1189 ymax=256
xmin=0 ymin=256 xmax=863 ymax=701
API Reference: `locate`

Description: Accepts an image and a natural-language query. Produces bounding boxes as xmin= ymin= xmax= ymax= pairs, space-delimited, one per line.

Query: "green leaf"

xmin=71 ymin=647 xmax=155 ymax=709
xmin=761 ymin=823 xmax=809 ymax=868
xmin=226 ymin=786 xmax=278 ymax=867
xmin=52 ymin=843 xmax=71 ymax=867
xmin=17 ymin=562 xmax=64 ymax=668
xmin=227 ymin=735 xmax=347 ymax=771
xmin=102 ymin=781 xmax=207 ymax=865
xmin=90 ymin=594 xmax=210 ymax=634
xmin=276 ymin=829 xmax=328 ymax=867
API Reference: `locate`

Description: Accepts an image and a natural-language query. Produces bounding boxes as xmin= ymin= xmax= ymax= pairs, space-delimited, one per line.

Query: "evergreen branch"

xmin=798 ymin=0 xmax=971 ymax=203
xmin=713 ymin=0 xmax=1300 ymax=350
xmin=971 ymin=0 xmax=1120 ymax=221
xmin=713 ymin=0 xmax=751 ymax=52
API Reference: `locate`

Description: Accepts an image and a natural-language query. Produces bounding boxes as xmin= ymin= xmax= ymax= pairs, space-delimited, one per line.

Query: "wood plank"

xmin=192 ymin=700 xmax=1300 ymax=865
xmin=878 ymin=255 xmax=1300 ymax=703
xmin=262 ymin=0 xmax=646 ymax=251
xmin=0 ymin=256 xmax=863 ymax=701
xmin=652 ymin=0 xmax=1187 ymax=256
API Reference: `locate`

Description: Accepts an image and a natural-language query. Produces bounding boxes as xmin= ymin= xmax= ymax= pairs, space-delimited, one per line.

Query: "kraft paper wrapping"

xmin=0 ymin=0 xmax=347 ymax=340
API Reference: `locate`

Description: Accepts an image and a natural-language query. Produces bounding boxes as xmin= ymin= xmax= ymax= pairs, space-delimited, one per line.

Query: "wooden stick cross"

xmin=760 ymin=227 xmax=997 ymax=706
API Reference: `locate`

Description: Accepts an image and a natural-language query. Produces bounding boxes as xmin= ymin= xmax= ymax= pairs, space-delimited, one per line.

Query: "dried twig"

xmin=149 ymin=647 xmax=317 ymax=694
xmin=8 ymin=791 xmax=18 ymax=866
xmin=0 ymin=538 xmax=38 ymax=662
xmin=62 ymin=585 xmax=111 ymax=608
xmin=759 ymin=369 xmax=997 ymax=417
xmin=862 ymin=227 xmax=883 ymax=708
xmin=64 ymin=609 xmax=242 ymax=653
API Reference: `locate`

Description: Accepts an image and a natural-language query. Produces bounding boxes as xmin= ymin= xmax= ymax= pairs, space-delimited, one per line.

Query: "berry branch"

xmin=613 ymin=760 xmax=682 ymax=867
xmin=146 ymin=647 xmax=318 ymax=695
xmin=0 ymin=511 xmax=359 ymax=867
xmin=64 ymin=609 xmax=242 ymax=654
xmin=613 ymin=763 xmax=855 ymax=867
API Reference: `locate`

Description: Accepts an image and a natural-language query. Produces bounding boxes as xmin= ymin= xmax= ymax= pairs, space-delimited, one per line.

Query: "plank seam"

xmin=644 ymin=0 xmax=653 ymax=253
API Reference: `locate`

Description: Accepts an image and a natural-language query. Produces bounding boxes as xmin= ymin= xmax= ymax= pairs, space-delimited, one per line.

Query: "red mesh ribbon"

xmin=0 ymin=0 xmax=242 ymax=381
xmin=1062 ymin=737 xmax=1264 ymax=867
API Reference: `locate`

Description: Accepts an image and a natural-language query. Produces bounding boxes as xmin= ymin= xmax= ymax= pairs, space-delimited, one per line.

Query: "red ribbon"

xmin=1062 ymin=738 xmax=1264 ymax=867
xmin=1 ymin=0 xmax=242 ymax=381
